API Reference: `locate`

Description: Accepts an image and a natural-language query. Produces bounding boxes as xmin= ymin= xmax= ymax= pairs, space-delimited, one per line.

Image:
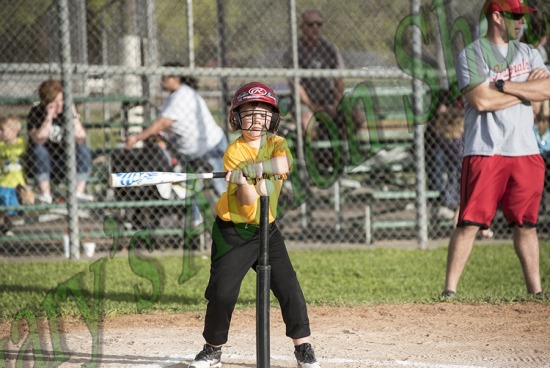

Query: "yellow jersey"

xmin=0 ymin=137 xmax=27 ymax=188
xmin=215 ymin=134 xmax=292 ymax=224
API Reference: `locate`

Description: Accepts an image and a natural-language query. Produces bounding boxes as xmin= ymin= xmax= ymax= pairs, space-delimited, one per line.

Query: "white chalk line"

xmin=157 ymin=353 xmax=486 ymax=368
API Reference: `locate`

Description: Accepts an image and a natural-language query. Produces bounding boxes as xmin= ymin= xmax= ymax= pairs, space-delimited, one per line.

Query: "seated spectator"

xmin=435 ymin=106 xmax=463 ymax=218
xmin=283 ymin=9 xmax=368 ymax=176
xmin=437 ymin=107 xmax=493 ymax=238
xmin=533 ymin=100 xmax=550 ymax=215
xmin=427 ymin=90 xmax=464 ymax=220
xmin=284 ymin=9 xmax=356 ymax=142
xmin=26 ymin=79 xmax=93 ymax=204
xmin=0 ymin=115 xmax=30 ymax=236
xmin=293 ymin=10 xmax=345 ymax=131
xmin=534 ymin=101 xmax=550 ymax=157
xmin=125 ymin=62 xmax=227 ymax=228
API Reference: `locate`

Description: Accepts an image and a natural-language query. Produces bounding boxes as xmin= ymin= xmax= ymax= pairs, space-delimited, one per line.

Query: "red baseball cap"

xmin=484 ymin=0 xmax=537 ymax=14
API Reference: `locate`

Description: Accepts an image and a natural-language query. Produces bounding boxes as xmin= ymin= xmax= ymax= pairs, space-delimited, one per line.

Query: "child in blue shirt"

xmin=0 ymin=115 xmax=29 ymax=236
xmin=534 ymin=116 xmax=550 ymax=157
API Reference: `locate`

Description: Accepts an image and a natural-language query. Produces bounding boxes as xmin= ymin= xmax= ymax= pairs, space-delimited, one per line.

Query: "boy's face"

xmin=238 ymin=103 xmax=273 ymax=141
xmin=0 ymin=124 xmax=17 ymax=144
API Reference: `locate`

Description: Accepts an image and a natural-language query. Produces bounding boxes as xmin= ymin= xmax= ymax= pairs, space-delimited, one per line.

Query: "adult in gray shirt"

xmin=442 ymin=0 xmax=548 ymax=299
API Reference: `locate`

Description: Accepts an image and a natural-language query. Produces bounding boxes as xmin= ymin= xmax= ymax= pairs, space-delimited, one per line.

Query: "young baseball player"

xmin=189 ymin=82 xmax=321 ymax=368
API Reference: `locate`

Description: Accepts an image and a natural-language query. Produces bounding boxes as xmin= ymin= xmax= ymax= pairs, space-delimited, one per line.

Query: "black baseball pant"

xmin=202 ymin=217 xmax=311 ymax=346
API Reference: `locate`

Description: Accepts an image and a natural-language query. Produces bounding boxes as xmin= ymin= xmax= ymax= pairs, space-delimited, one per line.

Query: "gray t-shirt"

xmin=160 ymin=84 xmax=224 ymax=159
xmin=456 ymin=38 xmax=545 ymax=157
xmin=284 ymin=36 xmax=345 ymax=106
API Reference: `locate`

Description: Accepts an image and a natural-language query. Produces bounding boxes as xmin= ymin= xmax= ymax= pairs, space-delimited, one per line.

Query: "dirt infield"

xmin=2 ymin=303 xmax=549 ymax=368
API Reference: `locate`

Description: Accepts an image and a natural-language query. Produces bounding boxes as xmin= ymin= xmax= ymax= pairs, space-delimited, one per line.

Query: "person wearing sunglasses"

xmin=441 ymin=0 xmax=549 ymax=300
xmin=284 ymin=9 xmax=346 ymax=139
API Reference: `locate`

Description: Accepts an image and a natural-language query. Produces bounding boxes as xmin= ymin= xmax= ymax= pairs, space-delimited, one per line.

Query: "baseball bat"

xmin=109 ymin=171 xmax=226 ymax=188
xmin=256 ymin=195 xmax=271 ymax=368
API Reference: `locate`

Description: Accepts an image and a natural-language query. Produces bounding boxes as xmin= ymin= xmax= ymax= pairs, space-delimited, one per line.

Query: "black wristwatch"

xmin=496 ymin=79 xmax=505 ymax=93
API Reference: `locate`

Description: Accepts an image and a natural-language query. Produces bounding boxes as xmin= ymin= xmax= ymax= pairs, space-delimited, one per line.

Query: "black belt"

xmin=216 ymin=217 xmax=273 ymax=233
xmin=234 ymin=222 xmax=261 ymax=232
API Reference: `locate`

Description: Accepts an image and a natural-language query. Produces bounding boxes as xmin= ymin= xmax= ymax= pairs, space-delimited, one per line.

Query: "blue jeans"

xmin=202 ymin=136 xmax=228 ymax=197
xmin=0 ymin=187 xmax=19 ymax=215
xmin=30 ymin=143 xmax=92 ymax=183
xmin=428 ymin=146 xmax=446 ymax=196
xmin=428 ymin=144 xmax=461 ymax=207
xmin=185 ymin=136 xmax=228 ymax=225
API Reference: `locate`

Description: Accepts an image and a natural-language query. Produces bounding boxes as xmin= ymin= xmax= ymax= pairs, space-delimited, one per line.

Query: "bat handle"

xmin=212 ymin=172 xmax=227 ymax=179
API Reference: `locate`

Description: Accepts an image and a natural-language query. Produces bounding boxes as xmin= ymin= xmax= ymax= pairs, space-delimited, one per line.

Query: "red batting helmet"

xmin=229 ymin=82 xmax=280 ymax=133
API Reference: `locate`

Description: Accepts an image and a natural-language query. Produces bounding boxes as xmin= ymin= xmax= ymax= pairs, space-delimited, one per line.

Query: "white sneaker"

xmin=76 ymin=192 xmax=95 ymax=202
xmin=435 ymin=206 xmax=455 ymax=220
xmin=481 ymin=228 xmax=494 ymax=239
xmin=36 ymin=194 xmax=53 ymax=204
xmin=191 ymin=212 xmax=204 ymax=229
xmin=189 ymin=344 xmax=222 ymax=368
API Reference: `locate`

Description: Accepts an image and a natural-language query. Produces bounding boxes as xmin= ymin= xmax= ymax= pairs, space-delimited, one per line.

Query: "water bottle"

xmin=63 ymin=229 xmax=70 ymax=258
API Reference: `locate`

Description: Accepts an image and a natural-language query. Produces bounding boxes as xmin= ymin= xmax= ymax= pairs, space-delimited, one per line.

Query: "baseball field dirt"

xmin=2 ymin=302 xmax=549 ymax=367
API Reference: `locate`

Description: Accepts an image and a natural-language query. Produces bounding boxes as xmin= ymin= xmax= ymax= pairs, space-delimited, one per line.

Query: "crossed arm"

xmin=465 ymin=67 xmax=550 ymax=111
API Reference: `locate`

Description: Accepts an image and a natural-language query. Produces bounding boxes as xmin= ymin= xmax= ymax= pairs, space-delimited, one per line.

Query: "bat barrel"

xmin=109 ymin=171 xmax=227 ymax=187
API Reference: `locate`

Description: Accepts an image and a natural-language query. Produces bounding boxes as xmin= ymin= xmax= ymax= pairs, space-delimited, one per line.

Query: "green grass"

xmin=1 ymin=242 xmax=549 ymax=322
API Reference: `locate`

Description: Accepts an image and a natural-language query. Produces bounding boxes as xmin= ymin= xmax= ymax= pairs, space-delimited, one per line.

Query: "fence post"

xmin=410 ymin=0 xmax=429 ymax=249
xmin=57 ymin=0 xmax=80 ymax=259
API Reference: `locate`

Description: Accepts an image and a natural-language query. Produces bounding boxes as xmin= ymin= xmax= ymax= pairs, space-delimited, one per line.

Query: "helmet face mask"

xmin=229 ymin=82 xmax=280 ymax=132
xmin=237 ymin=108 xmax=277 ymax=132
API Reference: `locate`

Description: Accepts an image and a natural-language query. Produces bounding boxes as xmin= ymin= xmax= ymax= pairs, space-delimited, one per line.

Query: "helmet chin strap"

xmin=244 ymin=124 xmax=269 ymax=132
xmin=246 ymin=129 xmax=269 ymax=134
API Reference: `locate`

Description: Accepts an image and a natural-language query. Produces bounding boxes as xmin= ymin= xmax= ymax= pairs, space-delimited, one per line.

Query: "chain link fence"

xmin=1 ymin=0 xmax=549 ymax=259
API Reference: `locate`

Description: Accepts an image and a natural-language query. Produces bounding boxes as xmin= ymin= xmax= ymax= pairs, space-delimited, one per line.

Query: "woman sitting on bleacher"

xmin=26 ymin=79 xmax=93 ymax=204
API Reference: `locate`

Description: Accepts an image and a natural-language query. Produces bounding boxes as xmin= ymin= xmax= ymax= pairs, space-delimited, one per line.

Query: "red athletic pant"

xmin=458 ymin=155 xmax=545 ymax=228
